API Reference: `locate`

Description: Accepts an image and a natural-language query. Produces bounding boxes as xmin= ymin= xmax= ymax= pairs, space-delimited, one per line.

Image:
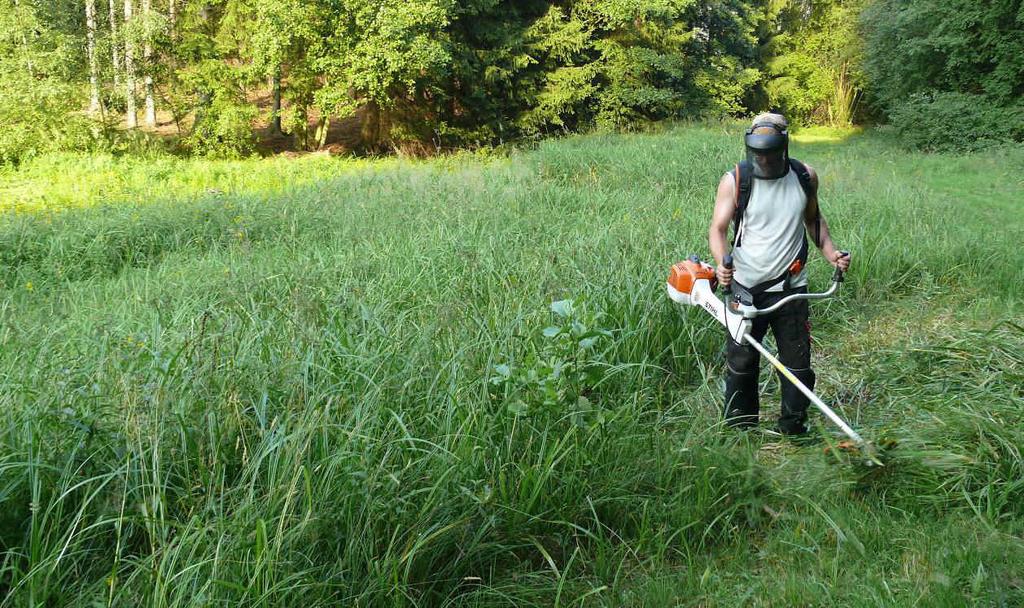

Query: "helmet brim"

xmin=744 ymin=132 xmax=787 ymax=152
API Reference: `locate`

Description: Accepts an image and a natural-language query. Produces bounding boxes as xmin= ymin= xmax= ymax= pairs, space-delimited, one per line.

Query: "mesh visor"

xmin=745 ymin=132 xmax=788 ymax=179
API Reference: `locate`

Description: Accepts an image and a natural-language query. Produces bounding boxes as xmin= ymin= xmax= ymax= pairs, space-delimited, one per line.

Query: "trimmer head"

xmin=823 ymin=437 xmax=896 ymax=468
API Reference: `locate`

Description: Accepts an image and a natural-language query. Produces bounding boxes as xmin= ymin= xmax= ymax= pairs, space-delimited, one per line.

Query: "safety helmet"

xmin=744 ymin=115 xmax=789 ymax=179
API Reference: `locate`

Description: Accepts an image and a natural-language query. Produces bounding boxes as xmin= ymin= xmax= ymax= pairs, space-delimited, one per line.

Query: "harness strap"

xmin=731 ymin=236 xmax=809 ymax=304
xmin=787 ymin=159 xmax=821 ymax=247
xmin=731 ymin=161 xmax=753 ymax=247
xmin=732 ymin=273 xmax=799 ymax=306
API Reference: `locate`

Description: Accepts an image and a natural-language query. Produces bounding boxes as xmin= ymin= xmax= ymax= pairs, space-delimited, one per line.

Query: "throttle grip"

xmin=722 ymin=254 xmax=734 ymax=294
xmin=831 ymin=250 xmax=850 ymax=283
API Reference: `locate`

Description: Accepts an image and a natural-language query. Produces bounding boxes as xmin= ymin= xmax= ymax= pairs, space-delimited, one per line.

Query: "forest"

xmin=3 ymin=0 xmax=1022 ymax=162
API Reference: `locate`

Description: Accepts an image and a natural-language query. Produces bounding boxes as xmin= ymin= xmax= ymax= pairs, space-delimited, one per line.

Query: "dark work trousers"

xmin=724 ymin=286 xmax=814 ymax=434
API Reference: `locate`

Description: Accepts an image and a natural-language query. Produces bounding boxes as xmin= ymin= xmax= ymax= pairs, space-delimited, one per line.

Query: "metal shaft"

xmin=743 ymin=335 xmax=865 ymax=445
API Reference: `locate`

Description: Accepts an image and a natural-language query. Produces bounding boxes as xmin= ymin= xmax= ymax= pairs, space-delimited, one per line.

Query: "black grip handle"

xmin=831 ymin=250 xmax=850 ymax=283
xmin=721 ymin=254 xmax=734 ymax=294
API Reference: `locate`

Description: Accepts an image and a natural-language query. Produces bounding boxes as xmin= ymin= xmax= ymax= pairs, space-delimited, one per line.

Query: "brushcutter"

xmin=666 ymin=252 xmax=881 ymax=465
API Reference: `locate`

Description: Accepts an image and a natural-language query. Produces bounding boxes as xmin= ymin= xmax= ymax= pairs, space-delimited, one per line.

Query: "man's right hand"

xmin=716 ymin=264 xmax=733 ymax=287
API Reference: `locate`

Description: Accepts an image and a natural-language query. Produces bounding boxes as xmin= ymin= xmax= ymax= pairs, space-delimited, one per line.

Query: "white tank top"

xmin=732 ymin=169 xmax=809 ymax=292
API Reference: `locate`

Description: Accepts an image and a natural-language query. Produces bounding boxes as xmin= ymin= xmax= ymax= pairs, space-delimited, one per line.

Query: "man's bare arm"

xmin=709 ymin=172 xmax=735 ymax=284
xmin=803 ymin=164 xmax=850 ymax=271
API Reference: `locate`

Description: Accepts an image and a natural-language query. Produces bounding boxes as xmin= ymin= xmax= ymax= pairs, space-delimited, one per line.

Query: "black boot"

xmin=724 ymin=371 xmax=760 ymax=428
xmin=778 ymin=367 xmax=815 ymax=435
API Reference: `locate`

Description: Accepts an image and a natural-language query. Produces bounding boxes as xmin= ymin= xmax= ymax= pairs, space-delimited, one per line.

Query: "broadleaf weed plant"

xmin=489 ymin=299 xmax=613 ymax=430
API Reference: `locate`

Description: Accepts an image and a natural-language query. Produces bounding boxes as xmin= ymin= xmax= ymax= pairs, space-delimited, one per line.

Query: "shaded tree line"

xmin=860 ymin=0 xmax=1024 ymax=151
xmin=0 ymin=0 xmax=1020 ymax=162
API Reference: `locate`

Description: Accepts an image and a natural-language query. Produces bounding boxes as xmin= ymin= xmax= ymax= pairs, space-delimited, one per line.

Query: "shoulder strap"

xmin=731 ymin=160 xmax=754 ymax=247
xmin=789 ymin=158 xmax=822 ymax=247
xmin=788 ymin=158 xmax=815 ymax=198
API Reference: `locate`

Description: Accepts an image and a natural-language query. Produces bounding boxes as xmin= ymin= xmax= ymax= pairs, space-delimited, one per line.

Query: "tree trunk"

xmin=86 ymin=0 xmax=100 ymax=113
xmin=12 ymin=0 xmax=34 ymax=75
xmin=142 ymin=0 xmax=155 ymax=127
xmin=109 ymin=0 xmax=120 ymax=89
xmin=192 ymin=4 xmax=213 ymax=131
xmin=124 ymin=0 xmax=136 ymax=127
xmin=316 ymin=115 xmax=330 ymax=149
xmin=168 ymin=0 xmax=175 ymax=39
xmin=361 ymin=100 xmax=380 ymax=152
xmin=270 ymin=70 xmax=282 ymax=134
xmin=292 ymin=105 xmax=309 ymax=150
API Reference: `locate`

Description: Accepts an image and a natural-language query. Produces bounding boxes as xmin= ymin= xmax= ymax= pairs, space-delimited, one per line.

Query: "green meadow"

xmin=1 ymin=124 xmax=1023 ymax=606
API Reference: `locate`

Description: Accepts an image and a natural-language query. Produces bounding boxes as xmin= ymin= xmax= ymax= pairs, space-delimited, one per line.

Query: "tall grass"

xmin=825 ymin=62 xmax=858 ymax=128
xmin=1 ymin=124 xmax=1022 ymax=606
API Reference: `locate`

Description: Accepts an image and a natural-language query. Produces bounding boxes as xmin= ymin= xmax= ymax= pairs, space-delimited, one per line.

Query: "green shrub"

xmin=888 ymin=92 xmax=1024 ymax=152
xmin=0 ymin=71 xmax=99 ymax=166
xmin=860 ymin=0 xmax=1024 ymax=116
xmin=185 ymin=98 xmax=258 ymax=158
xmin=177 ymin=59 xmax=258 ymax=158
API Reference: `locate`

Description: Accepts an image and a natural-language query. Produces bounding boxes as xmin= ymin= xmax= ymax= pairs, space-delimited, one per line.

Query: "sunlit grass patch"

xmin=791 ymin=125 xmax=864 ymax=143
xmin=0 ymin=151 xmax=402 ymax=213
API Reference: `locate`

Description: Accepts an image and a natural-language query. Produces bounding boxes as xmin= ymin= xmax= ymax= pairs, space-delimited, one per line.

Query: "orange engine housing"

xmin=668 ymin=259 xmax=717 ymax=295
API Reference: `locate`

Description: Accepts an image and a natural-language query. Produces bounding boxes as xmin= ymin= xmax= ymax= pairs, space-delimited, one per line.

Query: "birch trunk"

xmin=12 ymin=0 xmax=34 ymax=75
xmin=109 ymin=0 xmax=120 ymax=89
xmin=142 ymin=0 xmax=155 ymax=127
xmin=168 ymin=0 xmax=175 ymax=40
xmin=86 ymin=0 xmax=100 ymax=113
xmin=124 ymin=0 xmax=136 ymax=127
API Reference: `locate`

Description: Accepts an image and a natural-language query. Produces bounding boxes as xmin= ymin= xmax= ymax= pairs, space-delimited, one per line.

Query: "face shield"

xmin=744 ymin=125 xmax=789 ymax=179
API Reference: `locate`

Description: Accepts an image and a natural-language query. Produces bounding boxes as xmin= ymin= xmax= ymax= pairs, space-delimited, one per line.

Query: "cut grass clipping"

xmin=1 ymin=125 xmax=1022 ymax=606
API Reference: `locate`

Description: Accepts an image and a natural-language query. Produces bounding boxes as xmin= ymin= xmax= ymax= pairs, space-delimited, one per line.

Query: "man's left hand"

xmin=830 ymin=249 xmax=851 ymax=272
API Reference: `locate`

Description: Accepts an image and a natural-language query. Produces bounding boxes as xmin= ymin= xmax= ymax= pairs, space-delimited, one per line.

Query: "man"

xmin=707 ymin=113 xmax=851 ymax=435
